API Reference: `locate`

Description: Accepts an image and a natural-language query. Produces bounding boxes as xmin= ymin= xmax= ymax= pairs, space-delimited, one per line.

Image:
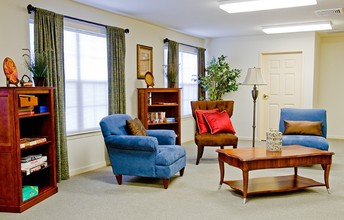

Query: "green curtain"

xmin=34 ymin=8 xmax=69 ymax=181
xmin=197 ymin=48 xmax=206 ymax=100
xmin=167 ymin=40 xmax=179 ymax=88
xmin=106 ymin=26 xmax=126 ymax=114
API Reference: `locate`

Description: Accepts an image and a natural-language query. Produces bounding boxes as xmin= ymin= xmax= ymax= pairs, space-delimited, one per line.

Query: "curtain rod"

xmin=27 ymin=4 xmax=129 ymax=34
xmin=164 ymin=38 xmax=204 ymax=50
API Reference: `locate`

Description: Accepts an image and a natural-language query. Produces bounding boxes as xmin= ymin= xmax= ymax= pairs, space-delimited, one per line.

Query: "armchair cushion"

xmin=156 ymin=145 xmax=186 ymax=166
xmin=203 ymin=110 xmax=236 ymax=134
xmin=282 ymin=135 xmax=329 ymax=151
xmin=126 ymin=118 xmax=147 ymax=136
xmin=195 ymin=109 xmax=219 ymax=134
xmin=284 ymin=120 xmax=322 ymax=136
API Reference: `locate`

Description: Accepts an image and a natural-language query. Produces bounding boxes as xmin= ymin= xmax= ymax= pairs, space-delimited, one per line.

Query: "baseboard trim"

xmin=328 ymin=135 xmax=344 ymax=140
xmin=69 ymin=161 xmax=107 ymax=177
xmin=181 ymin=138 xmax=194 ymax=144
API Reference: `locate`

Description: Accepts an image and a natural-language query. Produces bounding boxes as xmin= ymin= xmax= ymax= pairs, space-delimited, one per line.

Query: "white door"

xmin=258 ymin=52 xmax=303 ymax=140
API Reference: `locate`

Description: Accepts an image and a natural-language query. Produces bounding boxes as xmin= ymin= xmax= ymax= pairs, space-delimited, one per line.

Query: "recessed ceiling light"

xmin=219 ymin=0 xmax=317 ymax=13
xmin=262 ymin=21 xmax=332 ymax=34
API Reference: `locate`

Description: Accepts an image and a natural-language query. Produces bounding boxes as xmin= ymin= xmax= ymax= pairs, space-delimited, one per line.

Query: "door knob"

xmin=263 ymin=94 xmax=269 ymax=100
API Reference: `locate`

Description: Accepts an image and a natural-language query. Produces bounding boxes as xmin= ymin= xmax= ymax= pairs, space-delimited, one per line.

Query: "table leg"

xmin=294 ymin=167 xmax=298 ymax=176
xmin=218 ymin=158 xmax=225 ymax=190
xmin=242 ymin=170 xmax=249 ymax=204
xmin=323 ymin=163 xmax=331 ymax=191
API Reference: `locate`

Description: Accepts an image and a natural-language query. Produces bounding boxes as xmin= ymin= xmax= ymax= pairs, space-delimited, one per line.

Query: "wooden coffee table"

xmin=217 ymin=145 xmax=334 ymax=203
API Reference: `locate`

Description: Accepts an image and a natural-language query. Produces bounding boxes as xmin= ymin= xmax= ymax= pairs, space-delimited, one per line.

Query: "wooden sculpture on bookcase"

xmin=3 ymin=57 xmax=20 ymax=87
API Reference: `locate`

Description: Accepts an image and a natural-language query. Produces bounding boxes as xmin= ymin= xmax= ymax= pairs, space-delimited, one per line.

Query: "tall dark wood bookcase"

xmin=138 ymin=88 xmax=181 ymax=145
xmin=0 ymin=87 xmax=57 ymax=213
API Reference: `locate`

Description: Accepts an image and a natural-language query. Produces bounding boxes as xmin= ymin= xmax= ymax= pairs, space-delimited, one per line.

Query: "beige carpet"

xmin=1 ymin=139 xmax=343 ymax=220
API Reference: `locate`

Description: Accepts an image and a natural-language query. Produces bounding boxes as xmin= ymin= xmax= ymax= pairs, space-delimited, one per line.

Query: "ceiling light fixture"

xmin=219 ymin=0 xmax=317 ymax=13
xmin=262 ymin=21 xmax=332 ymax=34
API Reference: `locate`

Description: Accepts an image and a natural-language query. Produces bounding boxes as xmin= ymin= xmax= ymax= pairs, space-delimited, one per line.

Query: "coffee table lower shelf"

xmin=224 ymin=175 xmax=326 ymax=197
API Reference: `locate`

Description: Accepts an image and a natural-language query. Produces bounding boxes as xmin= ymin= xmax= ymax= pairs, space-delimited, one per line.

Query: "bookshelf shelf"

xmin=0 ymin=87 xmax=57 ymax=213
xmin=138 ymin=88 xmax=181 ymax=145
xmin=19 ymin=112 xmax=50 ymax=118
xmin=20 ymin=141 xmax=51 ymax=151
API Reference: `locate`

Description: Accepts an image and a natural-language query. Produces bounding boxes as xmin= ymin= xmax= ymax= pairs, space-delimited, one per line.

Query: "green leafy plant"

xmin=165 ymin=63 xmax=178 ymax=88
xmin=199 ymin=55 xmax=241 ymax=100
xmin=22 ymin=49 xmax=48 ymax=78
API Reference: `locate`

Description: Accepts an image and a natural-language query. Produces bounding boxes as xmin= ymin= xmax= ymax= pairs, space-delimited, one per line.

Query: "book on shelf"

xmin=148 ymin=112 xmax=166 ymax=123
xmin=21 ymin=156 xmax=47 ymax=169
xmin=18 ymin=111 xmax=35 ymax=116
xmin=21 ymin=161 xmax=48 ymax=176
xmin=22 ymin=186 xmax=39 ymax=202
xmin=165 ymin=117 xmax=176 ymax=122
xmin=20 ymin=137 xmax=47 ymax=148
xmin=21 ymin=154 xmax=43 ymax=163
xmin=18 ymin=106 xmax=35 ymax=116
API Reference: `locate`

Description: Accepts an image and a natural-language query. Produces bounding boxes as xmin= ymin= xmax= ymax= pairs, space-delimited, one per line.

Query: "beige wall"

xmin=317 ymin=33 xmax=344 ymax=139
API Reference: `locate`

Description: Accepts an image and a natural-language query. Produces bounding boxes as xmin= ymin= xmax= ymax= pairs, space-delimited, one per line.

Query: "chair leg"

xmin=163 ymin=179 xmax=169 ymax=189
xmin=179 ymin=167 xmax=185 ymax=176
xmin=196 ymin=145 xmax=204 ymax=165
xmin=233 ymin=143 xmax=238 ymax=149
xmin=115 ymin=175 xmax=122 ymax=185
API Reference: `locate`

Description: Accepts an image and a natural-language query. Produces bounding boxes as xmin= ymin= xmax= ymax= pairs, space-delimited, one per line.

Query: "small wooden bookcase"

xmin=137 ymin=88 xmax=181 ymax=145
xmin=0 ymin=87 xmax=57 ymax=213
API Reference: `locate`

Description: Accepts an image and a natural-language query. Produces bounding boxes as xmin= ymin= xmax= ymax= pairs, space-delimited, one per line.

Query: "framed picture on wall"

xmin=137 ymin=44 xmax=153 ymax=79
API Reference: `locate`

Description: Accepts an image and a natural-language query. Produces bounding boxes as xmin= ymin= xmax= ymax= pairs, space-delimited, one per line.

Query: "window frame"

xmin=63 ymin=23 xmax=108 ymax=135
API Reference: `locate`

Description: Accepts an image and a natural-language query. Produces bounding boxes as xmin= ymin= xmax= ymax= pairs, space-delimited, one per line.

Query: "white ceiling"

xmin=74 ymin=0 xmax=344 ymax=39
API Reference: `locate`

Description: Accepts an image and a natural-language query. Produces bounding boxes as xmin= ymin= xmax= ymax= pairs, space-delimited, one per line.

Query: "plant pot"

xmin=168 ymin=81 xmax=177 ymax=88
xmin=33 ymin=77 xmax=46 ymax=87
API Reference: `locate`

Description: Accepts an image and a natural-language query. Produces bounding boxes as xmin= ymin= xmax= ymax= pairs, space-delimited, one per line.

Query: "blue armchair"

xmin=279 ymin=108 xmax=329 ymax=151
xmin=99 ymin=114 xmax=186 ymax=189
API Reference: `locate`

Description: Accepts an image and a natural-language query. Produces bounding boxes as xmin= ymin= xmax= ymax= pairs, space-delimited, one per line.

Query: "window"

xmin=64 ymin=22 xmax=108 ymax=135
xmin=29 ymin=20 xmax=108 ymax=135
xmin=164 ymin=45 xmax=198 ymax=117
xmin=179 ymin=45 xmax=198 ymax=117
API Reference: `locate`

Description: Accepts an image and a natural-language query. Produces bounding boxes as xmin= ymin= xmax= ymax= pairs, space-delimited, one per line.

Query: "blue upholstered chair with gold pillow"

xmin=99 ymin=114 xmax=186 ymax=189
xmin=279 ymin=108 xmax=329 ymax=151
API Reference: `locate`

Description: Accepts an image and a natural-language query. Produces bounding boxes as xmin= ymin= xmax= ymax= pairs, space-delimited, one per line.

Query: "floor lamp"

xmin=242 ymin=67 xmax=267 ymax=147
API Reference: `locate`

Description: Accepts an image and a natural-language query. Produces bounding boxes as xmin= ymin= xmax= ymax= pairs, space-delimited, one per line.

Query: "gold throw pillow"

xmin=126 ymin=118 xmax=147 ymax=136
xmin=284 ymin=120 xmax=322 ymax=136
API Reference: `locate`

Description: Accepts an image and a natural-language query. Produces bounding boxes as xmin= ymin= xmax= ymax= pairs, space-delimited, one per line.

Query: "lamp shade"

xmin=243 ymin=67 xmax=267 ymax=85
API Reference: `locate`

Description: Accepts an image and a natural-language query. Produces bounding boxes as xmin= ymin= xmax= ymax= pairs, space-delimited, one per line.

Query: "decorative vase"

xmin=33 ymin=77 xmax=46 ymax=87
xmin=266 ymin=129 xmax=282 ymax=151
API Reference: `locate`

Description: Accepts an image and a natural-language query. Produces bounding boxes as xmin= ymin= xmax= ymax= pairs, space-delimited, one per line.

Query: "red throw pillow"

xmin=195 ymin=109 xmax=219 ymax=134
xmin=203 ymin=110 xmax=236 ymax=135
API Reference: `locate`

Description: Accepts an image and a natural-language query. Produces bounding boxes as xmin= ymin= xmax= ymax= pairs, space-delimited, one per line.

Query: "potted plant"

xmin=199 ymin=55 xmax=241 ymax=100
xmin=23 ymin=49 xmax=48 ymax=86
xmin=165 ymin=63 xmax=178 ymax=88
